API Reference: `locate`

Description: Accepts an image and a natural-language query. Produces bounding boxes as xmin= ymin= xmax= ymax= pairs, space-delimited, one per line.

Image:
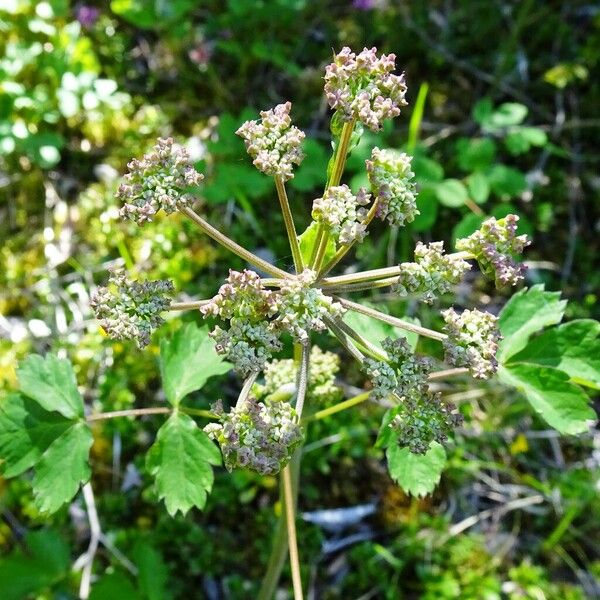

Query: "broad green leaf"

xmin=498 ymin=364 xmax=595 ymax=434
xmin=486 ymin=103 xmax=528 ymax=129
xmin=133 ymin=541 xmax=170 ymax=600
xmin=412 ymin=155 xmax=444 ymax=183
xmin=452 ymin=213 xmax=485 ymax=249
xmin=412 ymin=186 xmax=438 ymax=232
xmin=32 ymin=422 xmax=93 ymax=513
xmin=387 ymin=442 xmax=446 ymax=497
xmin=505 ymin=127 xmax=548 ymax=155
xmin=456 ymin=137 xmax=496 ymax=172
xmin=89 ymin=572 xmax=140 ymax=600
xmin=498 ymin=285 xmax=566 ymax=362
xmin=17 ymin=354 xmax=84 ymax=419
xmin=146 ymin=412 xmax=221 ymax=516
xmin=0 ymin=529 xmax=70 ymax=600
xmin=291 ymin=139 xmax=328 ymax=192
xmin=159 ymin=323 xmax=231 ymax=406
xmin=0 ymin=393 xmax=71 ymax=477
xmin=344 ymin=306 xmax=419 ymax=350
xmin=435 ymin=179 xmax=468 ymax=207
xmin=298 ymin=221 xmax=336 ymax=267
xmin=487 ymin=164 xmax=527 ymax=198
xmin=466 ymin=171 xmax=490 ymax=204
xmin=511 ymin=320 xmax=600 ymax=389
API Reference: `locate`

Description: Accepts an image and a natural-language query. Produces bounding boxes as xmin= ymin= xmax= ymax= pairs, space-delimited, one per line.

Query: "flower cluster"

xmin=312 ymin=185 xmax=372 ymax=244
xmin=204 ymin=398 xmax=304 ymax=475
xmin=366 ymin=148 xmax=418 ymax=226
xmin=201 ymin=270 xmax=280 ymax=375
xmin=324 ymin=47 xmax=408 ymax=131
xmin=456 ymin=215 xmax=530 ymax=287
xmin=442 ymin=308 xmax=501 ymax=379
xmin=236 ymin=102 xmax=305 ymax=181
xmin=396 ymin=242 xmax=471 ymax=303
xmin=274 ymin=270 xmax=345 ymax=343
xmin=390 ymin=392 xmax=462 ymax=455
xmin=257 ymin=346 xmax=343 ymax=404
xmin=90 ymin=270 xmax=173 ymax=348
xmin=117 ymin=137 xmax=203 ymax=225
xmin=364 ymin=337 xmax=432 ymax=401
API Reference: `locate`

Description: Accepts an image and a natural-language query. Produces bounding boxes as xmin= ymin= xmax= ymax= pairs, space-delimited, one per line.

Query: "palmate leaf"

xmin=17 ymin=354 xmax=84 ymax=419
xmin=510 ymin=320 xmax=600 ymax=390
xmin=159 ymin=323 xmax=231 ymax=406
xmin=386 ymin=442 xmax=446 ymax=497
xmin=0 ymin=393 xmax=71 ymax=477
xmin=498 ymin=364 xmax=595 ymax=435
xmin=146 ymin=412 xmax=221 ymax=516
xmin=498 ymin=285 xmax=566 ymax=362
xmin=32 ymin=422 xmax=93 ymax=514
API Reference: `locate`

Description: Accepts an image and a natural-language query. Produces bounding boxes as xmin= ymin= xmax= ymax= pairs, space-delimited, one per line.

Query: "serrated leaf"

xmin=498 ymin=285 xmax=566 ymax=363
xmin=0 ymin=529 xmax=70 ymax=600
xmin=387 ymin=442 xmax=446 ymax=497
xmin=159 ymin=323 xmax=231 ymax=406
xmin=0 ymin=393 xmax=71 ymax=477
xmin=510 ymin=320 xmax=600 ymax=389
xmin=146 ymin=412 xmax=221 ymax=516
xmin=17 ymin=354 xmax=83 ymax=419
xmin=32 ymin=422 xmax=93 ymax=514
xmin=498 ymin=364 xmax=595 ymax=434
xmin=133 ymin=541 xmax=170 ymax=600
xmin=298 ymin=221 xmax=336 ymax=266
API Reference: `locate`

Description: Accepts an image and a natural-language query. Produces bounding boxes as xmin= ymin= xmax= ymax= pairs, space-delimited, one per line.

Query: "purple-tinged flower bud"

xmin=236 ymin=102 xmax=305 ymax=181
xmin=442 ymin=308 xmax=501 ymax=379
xmin=366 ymin=147 xmax=418 ymax=226
xmin=117 ymin=137 xmax=203 ymax=225
xmin=90 ymin=270 xmax=173 ymax=348
xmin=456 ymin=215 xmax=530 ymax=287
xmin=324 ymin=47 xmax=407 ymax=131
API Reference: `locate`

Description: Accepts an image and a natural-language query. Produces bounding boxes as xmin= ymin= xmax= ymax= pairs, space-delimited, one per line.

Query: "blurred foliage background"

xmin=1 ymin=0 xmax=599 ymax=598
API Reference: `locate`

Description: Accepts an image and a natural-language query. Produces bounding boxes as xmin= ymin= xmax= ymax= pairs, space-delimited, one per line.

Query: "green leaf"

xmin=456 ymin=137 xmax=496 ymax=172
xmin=17 ymin=354 xmax=84 ymax=419
xmin=412 ymin=155 xmax=444 ymax=183
xmin=344 ymin=307 xmax=419 ymax=350
xmin=412 ymin=186 xmax=438 ymax=232
xmin=387 ymin=442 xmax=446 ymax=497
xmin=485 ymin=103 xmax=528 ymax=129
xmin=291 ymin=139 xmax=328 ymax=192
xmin=0 ymin=393 xmax=71 ymax=477
xmin=298 ymin=221 xmax=336 ymax=266
xmin=32 ymin=422 xmax=93 ymax=514
xmin=505 ymin=127 xmax=548 ymax=155
xmin=487 ymin=164 xmax=527 ymax=198
xmin=90 ymin=572 xmax=141 ymax=600
xmin=498 ymin=364 xmax=595 ymax=434
xmin=466 ymin=172 xmax=490 ymax=204
xmin=159 ymin=323 xmax=231 ymax=406
xmin=452 ymin=213 xmax=485 ymax=249
xmin=435 ymin=179 xmax=468 ymax=207
xmin=146 ymin=412 xmax=221 ymax=516
xmin=498 ymin=285 xmax=567 ymax=362
xmin=133 ymin=541 xmax=170 ymax=600
xmin=0 ymin=529 xmax=70 ymax=600
xmin=511 ymin=320 xmax=600 ymax=389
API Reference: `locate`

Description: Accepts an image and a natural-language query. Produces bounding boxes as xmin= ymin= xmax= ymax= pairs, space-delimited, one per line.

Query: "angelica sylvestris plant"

xmin=2 ymin=47 xmax=597 ymax=600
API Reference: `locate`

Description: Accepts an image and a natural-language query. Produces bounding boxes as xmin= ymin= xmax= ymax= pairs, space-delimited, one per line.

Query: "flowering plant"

xmin=2 ymin=47 xmax=596 ymax=600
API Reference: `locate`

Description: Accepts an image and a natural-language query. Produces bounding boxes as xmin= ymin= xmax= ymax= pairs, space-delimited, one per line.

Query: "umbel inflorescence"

xmin=92 ymin=46 xmax=530 ymax=470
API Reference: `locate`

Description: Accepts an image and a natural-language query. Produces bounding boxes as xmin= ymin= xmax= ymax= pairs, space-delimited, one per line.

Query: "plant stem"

xmin=306 ymin=391 xmax=371 ymax=422
xmin=283 ymin=465 xmax=303 ymax=600
xmin=335 ymin=297 xmax=448 ymax=342
xmin=312 ymin=228 xmax=331 ymax=273
xmin=294 ymin=344 xmax=310 ymax=417
xmin=168 ymin=300 xmax=211 ymax=311
xmin=235 ymin=372 xmax=259 ymax=409
xmin=328 ymin=120 xmax=355 ymax=188
xmin=332 ymin=317 xmax=388 ymax=362
xmin=275 ymin=175 xmax=304 ymax=273
xmin=308 ymin=223 xmax=325 ymax=268
xmin=322 ymin=315 xmax=365 ymax=363
xmin=180 ymin=206 xmax=289 ymax=278
xmin=86 ymin=406 xmax=217 ymax=422
xmin=428 ymin=367 xmax=469 ymax=380
xmin=326 ymin=277 xmax=400 ymax=294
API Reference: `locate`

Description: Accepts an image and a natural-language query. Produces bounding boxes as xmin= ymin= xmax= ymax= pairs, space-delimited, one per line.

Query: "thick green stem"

xmin=322 ymin=315 xmax=365 ymax=363
xmin=332 ymin=317 xmax=388 ymax=362
xmin=168 ymin=300 xmax=211 ymax=311
xmin=86 ymin=406 xmax=217 ymax=421
xmin=328 ymin=120 xmax=355 ymax=188
xmin=312 ymin=228 xmax=331 ymax=273
xmin=324 ymin=277 xmax=399 ymax=294
xmin=283 ymin=465 xmax=303 ymax=600
xmin=275 ymin=176 xmax=304 ymax=273
xmin=180 ymin=206 xmax=289 ymax=279
xmin=306 ymin=391 xmax=371 ymax=422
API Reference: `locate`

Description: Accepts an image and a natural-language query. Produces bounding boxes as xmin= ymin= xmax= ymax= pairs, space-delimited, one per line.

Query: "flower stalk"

xmin=275 ymin=175 xmax=304 ymax=272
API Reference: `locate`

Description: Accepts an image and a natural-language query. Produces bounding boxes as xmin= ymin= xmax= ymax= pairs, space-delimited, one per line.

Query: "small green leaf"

xmin=412 ymin=186 xmax=438 ymax=232
xmin=291 ymin=139 xmax=328 ymax=192
xmin=498 ymin=285 xmax=567 ymax=362
xmin=435 ymin=179 xmax=468 ymax=207
xmin=511 ymin=320 xmax=600 ymax=389
xmin=412 ymin=155 xmax=444 ymax=183
xmin=487 ymin=164 xmax=527 ymax=198
xmin=298 ymin=221 xmax=336 ymax=266
xmin=133 ymin=541 xmax=170 ymax=600
xmin=0 ymin=393 xmax=71 ymax=477
xmin=505 ymin=127 xmax=548 ymax=155
xmin=487 ymin=103 xmax=528 ymax=129
xmin=498 ymin=364 xmax=595 ymax=434
xmin=146 ymin=412 xmax=221 ymax=516
xmin=89 ymin=572 xmax=141 ymax=600
xmin=159 ymin=323 xmax=231 ymax=406
xmin=452 ymin=213 xmax=486 ymax=249
xmin=387 ymin=442 xmax=446 ymax=497
xmin=456 ymin=137 xmax=496 ymax=172
xmin=0 ymin=529 xmax=70 ymax=600
xmin=32 ymin=422 xmax=93 ymax=514
xmin=17 ymin=354 xmax=84 ymax=419
xmin=466 ymin=172 xmax=490 ymax=204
